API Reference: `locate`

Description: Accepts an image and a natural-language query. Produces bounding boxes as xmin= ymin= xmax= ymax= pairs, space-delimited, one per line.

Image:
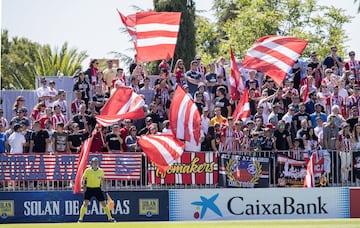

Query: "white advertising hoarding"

xmin=169 ymin=188 xmax=349 ymax=221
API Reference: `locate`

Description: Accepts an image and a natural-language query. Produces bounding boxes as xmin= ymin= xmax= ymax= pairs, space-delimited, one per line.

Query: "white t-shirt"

xmin=36 ymin=86 xmax=50 ymax=98
xmin=8 ymin=132 xmax=25 ymax=154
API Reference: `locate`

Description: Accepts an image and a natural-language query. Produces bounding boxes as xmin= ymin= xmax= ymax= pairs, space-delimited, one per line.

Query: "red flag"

xmin=229 ymin=47 xmax=244 ymax=101
xmin=117 ymin=9 xmax=136 ymax=42
xmin=135 ymin=11 xmax=181 ymax=62
xmin=242 ymin=36 xmax=308 ymax=85
xmin=169 ymin=86 xmax=201 ymax=144
xmin=304 ymin=152 xmax=316 ymax=188
xmin=138 ymin=134 xmax=185 ymax=173
xmin=232 ymin=89 xmax=250 ymax=122
xmin=96 ymin=86 xmax=145 ymax=126
xmin=73 ymin=130 xmax=95 ymax=194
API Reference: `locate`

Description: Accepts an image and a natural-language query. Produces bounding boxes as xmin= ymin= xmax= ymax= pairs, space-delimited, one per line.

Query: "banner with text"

xmin=0 ymin=190 xmax=169 ymax=223
xmin=0 ymin=153 xmax=143 ymax=181
xmin=277 ymin=152 xmax=330 ymax=187
xmin=218 ymin=154 xmax=270 ymax=188
xmin=147 ymin=152 xmax=218 ymax=185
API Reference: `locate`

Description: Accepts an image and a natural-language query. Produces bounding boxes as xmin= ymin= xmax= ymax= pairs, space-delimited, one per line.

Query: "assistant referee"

xmin=78 ymin=157 xmax=116 ymax=222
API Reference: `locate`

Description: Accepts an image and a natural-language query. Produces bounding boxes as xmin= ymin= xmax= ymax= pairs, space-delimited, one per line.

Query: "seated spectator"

xmin=30 ymin=102 xmax=46 ymax=122
xmin=52 ymin=104 xmax=68 ymax=129
xmin=71 ymin=90 xmax=85 ymax=116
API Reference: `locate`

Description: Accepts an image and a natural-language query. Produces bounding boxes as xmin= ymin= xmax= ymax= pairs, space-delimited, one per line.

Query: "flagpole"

xmin=169 ymin=58 xmax=175 ymax=74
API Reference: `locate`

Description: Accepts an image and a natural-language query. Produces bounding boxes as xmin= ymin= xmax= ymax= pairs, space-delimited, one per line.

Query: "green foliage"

xmin=1 ymin=30 xmax=88 ymax=90
xmin=198 ymin=0 xmax=352 ymax=61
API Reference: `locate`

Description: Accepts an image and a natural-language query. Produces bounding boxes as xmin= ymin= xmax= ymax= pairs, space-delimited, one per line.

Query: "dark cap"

xmin=13 ymin=123 xmax=22 ymax=132
xmin=40 ymin=77 xmax=47 ymax=83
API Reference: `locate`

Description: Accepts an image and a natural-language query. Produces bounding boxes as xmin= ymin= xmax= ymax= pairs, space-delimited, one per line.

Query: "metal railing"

xmin=1 ymin=149 xmax=359 ymax=191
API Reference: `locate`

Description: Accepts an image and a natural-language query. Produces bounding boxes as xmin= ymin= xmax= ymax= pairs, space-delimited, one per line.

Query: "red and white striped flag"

xmin=304 ymin=152 xmax=316 ymax=188
xmin=138 ymin=134 xmax=185 ymax=173
xmin=117 ymin=9 xmax=136 ymax=42
xmin=232 ymin=89 xmax=250 ymax=122
xmin=241 ymin=36 xmax=308 ymax=85
xmin=73 ymin=130 xmax=95 ymax=194
xmin=302 ymin=81 xmax=310 ymax=103
xmin=169 ymin=86 xmax=201 ymax=144
xmin=96 ymin=86 xmax=145 ymax=126
xmin=229 ymin=47 xmax=244 ymax=101
xmin=135 ymin=11 xmax=181 ymax=62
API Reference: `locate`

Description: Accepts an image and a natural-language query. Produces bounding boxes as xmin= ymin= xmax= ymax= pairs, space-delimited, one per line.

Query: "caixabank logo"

xmin=191 ymin=194 xmax=223 ymax=219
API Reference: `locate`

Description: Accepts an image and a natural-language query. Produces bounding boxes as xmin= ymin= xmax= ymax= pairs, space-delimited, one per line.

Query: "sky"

xmin=1 ymin=0 xmax=360 ymax=70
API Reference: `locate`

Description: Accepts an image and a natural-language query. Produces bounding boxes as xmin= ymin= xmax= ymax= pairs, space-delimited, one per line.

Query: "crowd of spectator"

xmin=1 ymin=46 xmax=360 ymax=183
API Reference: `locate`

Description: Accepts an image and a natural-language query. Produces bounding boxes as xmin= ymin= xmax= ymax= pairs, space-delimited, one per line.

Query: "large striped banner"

xmin=147 ymin=151 xmax=218 ymax=185
xmin=0 ymin=153 xmax=143 ymax=181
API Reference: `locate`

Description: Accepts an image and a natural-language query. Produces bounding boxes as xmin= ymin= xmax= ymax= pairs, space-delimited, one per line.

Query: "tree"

xmin=200 ymin=0 xmax=352 ymax=61
xmin=355 ymin=0 xmax=360 ymax=13
xmin=1 ymin=30 xmax=88 ymax=89
xmin=154 ymin=0 xmax=196 ymax=71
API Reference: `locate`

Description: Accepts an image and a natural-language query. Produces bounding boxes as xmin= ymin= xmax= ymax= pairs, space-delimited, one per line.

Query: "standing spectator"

xmin=73 ymin=72 xmax=90 ymax=107
xmin=158 ymin=59 xmax=170 ymax=76
xmin=211 ymin=74 xmax=228 ymax=100
xmin=11 ymin=108 xmax=31 ymax=128
xmin=201 ymin=107 xmax=210 ymax=135
xmin=261 ymin=128 xmax=275 ymax=151
xmin=29 ymin=121 xmax=49 ymax=153
xmin=68 ymin=123 xmax=88 ymax=153
xmin=310 ymin=103 xmax=327 ymax=128
xmin=329 ymin=85 xmax=345 ymax=116
xmin=129 ymin=76 xmax=140 ymax=93
xmin=186 ymin=60 xmax=202 ymax=97
xmin=8 ymin=124 xmax=25 ymax=154
xmin=131 ymin=63 xmax=148 ymax=88
xmin=92 ymin=84 xmax=106 ymax=114
xmin=71 ymin=90 xmax=85 ymax=116
xmin=12 ymin=96 xmax=28 ymax=116
xmin=307 ymin=52 xmax=323 ymax=88
xmin=344 ymin=51 xmax=360 ymax=81
xmin=84 ymin=59 xmax=99 ymax=85
xmin=48 ymin=80 xmax=58 ymax=97
xmin=51 ymin=122 xmax=69 ymax=153
xmin=138 ymin=77 xmax=155 ymax=105
xmin=30 ymin=102 xmax=46 ymax=122
xmin=194 ymin=91 xmax=205 ymax=114
xmin=210 ymin=107 xmax=227 ymax=126
xmin=205 ymin=63 xmax=218 ymax=96
xmin=173 ymin=59 xmax=186 ymax=86
xmin=125 ymin=125 xmax=140 ymax=152
xmin=120 ymin=120 xmax=132 ymax=152
xmin=305 ymin=91 xmax=317 ymax=115
xmin=336 ymin=123 xmax=352 ymax=184
xmin=323 ymin=46 xmax=343 ymax=75
xmin=314 ymin=117 xmax=324 ymax=147
xmin=346 ymin=106 xmax=359 ymax=132
xmin=138 ymin=117 xmax=153 ymax=136
xmin=0 ymin=108 xmax=9 ymax=130
xmin=317 ymin=84 xmax=331 ymax=110
xmin=103 ymin=60 xmax=117 ymax=92
xmin=216 ymin=56 xmax=226 ymax=79
xmin=293 ymin=103 xmax=311 ymax=131
xmin=268 ymin=103 xmax=280 ymax=127
xmin=111 ymin=68 xmax=126 ymax=88
xmin=92 ymin=71 xmax=108 ymax=95
xmin=273 ymin=120 xmax=292 ymax=152
xmin=72 ymin=104 xmax=91 ymax=132
xmin=220 ymin=117 xmax=235 ymax=153
xmin=194 ymin=55 xmax=207 ymax=80
xmin=346 ymin=86 xmax=360 ymax=117
xmin=36 ymin=77 xmax=50 ymax=98
xmin=105 ymin=124 xmax=123 ymax=152
xmin=214 ymin=86 xmax=231 ymax=117
xmin=0 ymin=124 xmax=9 ymax=153
xmin=53 ymin=90 xmax=68 ymax=117
xmin=245 ymin=70 xmax=260 ymax=89
xmin=52 ymin=104 xmax=68 ymax=129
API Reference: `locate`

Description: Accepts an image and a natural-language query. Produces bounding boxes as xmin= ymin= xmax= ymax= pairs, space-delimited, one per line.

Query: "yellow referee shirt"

xmin=82 ymin=167 xmax=104 ymax=188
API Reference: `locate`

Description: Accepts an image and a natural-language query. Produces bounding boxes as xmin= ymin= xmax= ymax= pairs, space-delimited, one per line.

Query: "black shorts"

xmin=84 ymin=187 xmax=105 ymax=201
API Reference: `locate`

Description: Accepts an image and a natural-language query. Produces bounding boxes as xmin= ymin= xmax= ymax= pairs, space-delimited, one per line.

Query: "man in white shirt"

xmin=201 ymin=107 xmax=210 ymax=135
xmin=8 ymin=124 xmax=25 ymax=154
xmin=36 ymin=78 xmax=50 ymax=98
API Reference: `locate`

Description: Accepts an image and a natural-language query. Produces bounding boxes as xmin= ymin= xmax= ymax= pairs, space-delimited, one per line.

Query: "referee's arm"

xmin=81 ymin=175 xmax=87 ymax=191
xmin=100 ymin=176 xmax=105 ymax=191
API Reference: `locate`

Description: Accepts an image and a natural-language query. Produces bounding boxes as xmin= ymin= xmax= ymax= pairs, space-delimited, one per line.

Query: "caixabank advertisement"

xmin=169 ymin=188 xmax=349 ymax=221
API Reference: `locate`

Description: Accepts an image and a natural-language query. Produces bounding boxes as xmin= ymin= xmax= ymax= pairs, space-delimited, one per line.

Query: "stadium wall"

xmin=1 ymin=187 xmax=360 ymax=223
